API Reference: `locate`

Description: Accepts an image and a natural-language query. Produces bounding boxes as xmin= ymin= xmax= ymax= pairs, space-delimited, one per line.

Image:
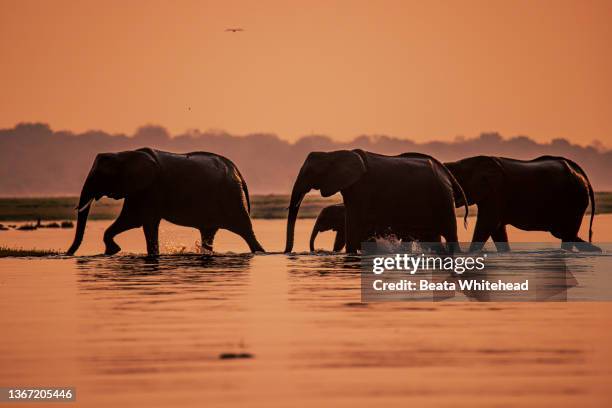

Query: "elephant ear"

xmin=319 ymin=150 xmax=366 ymax=197
xmin=118 ymin=150 xmax=160 ymax=196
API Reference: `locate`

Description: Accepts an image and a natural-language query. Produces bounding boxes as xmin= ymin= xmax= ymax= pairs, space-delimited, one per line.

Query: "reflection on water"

xmin=1 ymin=219 xmax=612 ymax=406
xmin=76 ymin=254 xmax=252 ymax=290
xmin=75 ymin=255 xmax=254 ymax=312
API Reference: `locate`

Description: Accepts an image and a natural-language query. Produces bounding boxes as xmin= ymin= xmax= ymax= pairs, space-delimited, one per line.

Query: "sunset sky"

xmin=1 ymin=0 xmax=610 ymax=144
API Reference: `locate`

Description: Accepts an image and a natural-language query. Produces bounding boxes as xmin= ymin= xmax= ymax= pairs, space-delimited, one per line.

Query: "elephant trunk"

xmin=284 ymin=177 xmax=310 ymax=253
xmin=66 ymin=180 xmax=95 ymax=255
xmin=309 ymin=220 xmax=321 ymax=252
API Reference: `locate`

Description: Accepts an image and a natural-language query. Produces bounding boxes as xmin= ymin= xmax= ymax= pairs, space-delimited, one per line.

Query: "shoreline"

xmin=0 ymin=192 xmax=611 ymax=221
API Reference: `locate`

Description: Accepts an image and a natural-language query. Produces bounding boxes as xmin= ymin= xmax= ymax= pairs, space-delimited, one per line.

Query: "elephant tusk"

xmin=77 ymin=198 xmax=94 ymax=213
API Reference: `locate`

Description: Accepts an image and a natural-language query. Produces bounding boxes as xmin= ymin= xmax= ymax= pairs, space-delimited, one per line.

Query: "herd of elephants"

xmin=65 ymin=147 xmax=601 ymax=257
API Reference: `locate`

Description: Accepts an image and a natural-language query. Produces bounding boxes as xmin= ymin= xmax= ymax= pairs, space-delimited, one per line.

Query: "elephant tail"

xmin=435 ymin=160 xmax=469 ymax=229
xmin=449 ymin=171 xmax=469 ymax=229
xmin=218 ymin=156 xmax=252 ymax=214
xmin=235 ymin=169 xmax=251 ymax=214
xmin=564 ymin=158 xmax=595 ymax=242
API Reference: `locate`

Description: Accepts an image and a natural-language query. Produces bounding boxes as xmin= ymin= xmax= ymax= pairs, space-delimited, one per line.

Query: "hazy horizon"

xmin=2 ymin=122 xmax=611 ymax=196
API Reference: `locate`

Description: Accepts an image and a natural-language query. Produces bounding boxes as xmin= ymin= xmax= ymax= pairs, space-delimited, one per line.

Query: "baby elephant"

xmin=310 ymin=204 xmax=346 ymax=252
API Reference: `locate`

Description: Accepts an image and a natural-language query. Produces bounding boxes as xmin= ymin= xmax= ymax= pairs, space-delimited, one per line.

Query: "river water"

xmin=0 ymin=217 xmax=611 ymax=407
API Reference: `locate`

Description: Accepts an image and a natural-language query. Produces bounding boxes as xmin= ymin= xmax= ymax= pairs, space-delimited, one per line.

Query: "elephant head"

xmin=285 ymin=150 xmax=366 ymax=253
xmin=66 ymin=149 xmax=159 ymax=255
xmin=309 ymin=204 xmax=346 ymax=252
xmin=444 ymin=156 xmax=504 ymax=206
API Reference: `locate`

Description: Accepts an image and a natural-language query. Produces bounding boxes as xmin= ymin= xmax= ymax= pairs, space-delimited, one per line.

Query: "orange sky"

xmin=1 ymin=0 xmax=611 ymax=144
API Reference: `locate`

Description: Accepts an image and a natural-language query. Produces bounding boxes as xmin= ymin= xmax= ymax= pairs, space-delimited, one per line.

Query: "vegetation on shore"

xmin=0 ymin=246 xmax=60 ymax=257
xmin=0 ymin=192 xmax=610 ymax=222
xmin=0 ymin=195 xmax=342 ymax=221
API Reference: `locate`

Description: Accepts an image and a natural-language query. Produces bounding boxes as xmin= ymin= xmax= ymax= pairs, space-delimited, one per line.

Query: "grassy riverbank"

xmin=0 ymin=195 xmax=341 ymax=221
xmin=0 ymin=246 xmax=60 ymax=257
xmin=0 ymin=193 xmax=610 ymax=222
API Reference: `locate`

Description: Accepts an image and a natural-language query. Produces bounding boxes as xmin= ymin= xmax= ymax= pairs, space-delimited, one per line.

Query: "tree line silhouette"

xmin=1 ymin=122 xmax=610 ymax=195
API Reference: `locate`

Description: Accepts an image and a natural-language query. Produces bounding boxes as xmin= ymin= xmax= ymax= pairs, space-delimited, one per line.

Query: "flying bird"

xmin=225 ymin=28 xmax=244 ymax=32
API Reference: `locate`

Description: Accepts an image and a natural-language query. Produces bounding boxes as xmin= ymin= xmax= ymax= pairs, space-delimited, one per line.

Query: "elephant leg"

xmin=442 ymin=225 xmax=460 ymax=254
xmin=345 ymin=205 xmax=373 ymax=253
xmin=344 ymin=216 xmax=362 ymax=253
xmin=103 ymin=203 xmax=143 ymax=255
xmin=143 ymin=219 xmax=161 ymax=256
xmin=332 ymin=229 xmax=346 ymax=252
xmin=433 ymin=203 xmax=460 ymax=255
xmin=200 ymin=227 xmax=218 ymax=252
xmin=491 ymin=224 xmax=510 ymax=252
xmin=562 ymin=237 xmax=604 ymax=252
xmin=344 ymin=239 xmax=358 ymax=253
xmin=574 ymin=240 xmax=602 ymax=252
xmin=309 ymin=221 xmax=324 ymax=252
xmin=234 ymin=225 xmax=265 ymax=253
xmin=469 ymin=213 xmax=497 ymax=252
xmin=554 ymin=216 xmax=601 ymax=252
xmin=226 ymin=213 xmax=265 ymax=253
xmin=553 ymin=216 xmax=580 ymax=251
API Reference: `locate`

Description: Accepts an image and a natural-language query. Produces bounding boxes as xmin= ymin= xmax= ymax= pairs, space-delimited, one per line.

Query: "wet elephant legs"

xmin=491 ymin=224 xmax=510 ymax=252
xmin=105 ymin=198 xmax=264 ymax=255
xmin=200 ymin=220 xmax=263 ymax=253
xmin=332 ymin=230 xmax=346 ymax=252
xmin=554 ymin=220 xmax=601 ymax=252
xmin=224 ymin=211 xmax=265 ymax=253
xmin=470 ymin=220 xmax=509 ymax=252
xmin=344 ymin=210 xmax=374 ymax=253
xmin=469 ymin=202 xmax=504 ymax=252
xmin=474 ymin=212 xmax=601 ymax=253
xmin=199 ymin=227 xmax=219 ymax=252
xmin=143 ymin=220 xmax=161 ymax=256
xmin=567 ymin=238 xmax=601 ymax=252
xmin=103 ymin=200 xmax=144 ymax=255
xmin=103 ymin=199 xmax=161 ymax=256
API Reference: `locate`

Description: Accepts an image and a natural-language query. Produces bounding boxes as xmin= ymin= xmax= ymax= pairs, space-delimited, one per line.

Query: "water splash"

xmin=373 ymin=234 xmax=410 ymax=253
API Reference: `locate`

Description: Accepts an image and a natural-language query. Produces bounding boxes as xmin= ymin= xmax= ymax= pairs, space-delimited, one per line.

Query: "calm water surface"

xmin=1 ymin=218 xmax=611 ymax=407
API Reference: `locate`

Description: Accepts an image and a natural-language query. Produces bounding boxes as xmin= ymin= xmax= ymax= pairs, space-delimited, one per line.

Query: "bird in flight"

xmin=225 ymin=28 xmax=244 ymax=32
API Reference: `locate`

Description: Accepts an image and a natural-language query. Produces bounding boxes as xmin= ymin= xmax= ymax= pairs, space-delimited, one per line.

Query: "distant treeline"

xmin=0 ymin=123 xmax=611 ymax=196
xmin=0 ymin=195 xmax=338 ymax=221
xmin=0 ymin=193 xmax=611 ymax=221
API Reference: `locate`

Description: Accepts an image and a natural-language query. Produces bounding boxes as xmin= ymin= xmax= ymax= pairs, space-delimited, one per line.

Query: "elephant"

xmin=444 ymin=155 xmax=600 ymax=252
xmin=285 ymin=150 xmax=468 ymax=254
xmin=66 ymin=148 xmax=265 ymax=256
xmin=310 ymin=204 xmax=346 ymax=252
